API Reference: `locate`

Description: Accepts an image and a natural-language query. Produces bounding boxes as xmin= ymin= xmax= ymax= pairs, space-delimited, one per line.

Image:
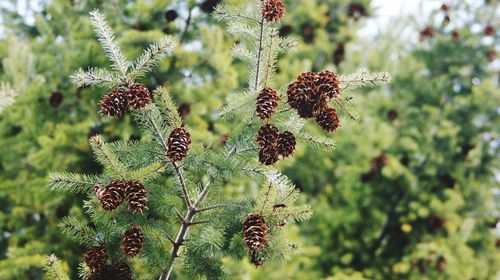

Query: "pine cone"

xmin=83 ymin=246 xmax=108 ymax=273
xmin=125 ymin=181 xmax=148 ymax=214
xmin=86 ymin=265 xmax=113 ymax=280
xmin=317 ymin=70 xmax=341 ymax=99
xmin=484 ymin=24 xmax=495 ymax=36
xmin=315 ymin=107 xmax=340 ymax=132
xmin=255 ymin=124 xmax=279 ymax=148
xmin=259 ymin=146 xmax=279 ymax=165
xmin=121 ymin=226 xmax=144 ymax=258
xmin=261 ymin=0 xmax=285 ymax=22
xmin=242 ymin=214 xmax=267 ymax=251
xmin=127 ymin=84 xmax=152 ymax=110
xmin=99 ymin=89 xmax=128 ymax=117
xmin=167 ymin=127 xmax=192 ymax=162
xmin=96 ymin=181 xmax=127 ymax=211
xmin=287 ymin=72 xmax=327 ymax=118
xmin=256 ymin=87 xmax=280 ymax=120
xmin=113 ymin=262 xmax=133 ymax=280
xmin=277 ymin=131 xmax=296 ymax=157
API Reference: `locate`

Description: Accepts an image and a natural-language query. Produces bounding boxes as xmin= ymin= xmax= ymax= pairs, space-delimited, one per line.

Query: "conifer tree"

xmin=48 ymin=1 xmax=389 ymax=279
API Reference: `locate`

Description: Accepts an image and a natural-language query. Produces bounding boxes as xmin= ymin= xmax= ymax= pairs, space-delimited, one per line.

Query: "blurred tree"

xmin=287 ymin=1 xmax=499 ymax=279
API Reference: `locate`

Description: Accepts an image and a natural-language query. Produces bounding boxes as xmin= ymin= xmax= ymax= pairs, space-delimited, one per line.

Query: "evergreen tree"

xmin=47 ymin=0 xmax=388 ymax=279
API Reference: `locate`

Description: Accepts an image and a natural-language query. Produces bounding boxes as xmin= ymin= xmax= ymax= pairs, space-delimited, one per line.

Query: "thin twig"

xmin=172 ymin=161 xmax=192 ymax=208
xmin=254 ymin=17 xmax=265 ymax=90
xmin=334 ymin=99 xmax=358 ymax=121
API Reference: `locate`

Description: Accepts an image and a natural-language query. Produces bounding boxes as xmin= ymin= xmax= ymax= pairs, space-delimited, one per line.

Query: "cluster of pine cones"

xmin=83 ymin=225 xmax=144 ymax=280
xmin=99 ymin=84 xmax=152 ymax=117
xmin=94 ymin=180 xmax=148 ymax=214
xmin=255 ymin=124 xmax=296 ymax=165
xmin=242 ymin=213 xmax=267 ymax=266
xmin=287 ymin=71 xmax=342 ymax=132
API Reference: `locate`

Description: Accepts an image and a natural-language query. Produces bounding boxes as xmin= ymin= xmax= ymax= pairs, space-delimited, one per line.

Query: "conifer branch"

xmin=254 ymin=17 xmax=265 ymax=90
xmin=213 ymin=5 xmax=260 ymax=24
xmin=90 ymin=136 xmax=127 ymax=178
xmin=45 ymin=254 xmax=69 ymax=280
xmin=128 ymin=36 xmax=176 ymax=80
xmin=172 ymin=162 xmax=192 ymax=208
xmin=334 ymin=99 xmax=359 ymax=121
xmin=48 ymin=172 xmax=98 ymax=193
xmin=339 ymin=68 xmax=392 ymax=91
xmin=70 ymin=68 xmax=120 ymax=89
xmin=0 ymin=82 xmax=18 ymax=114
xmin=89 ymin=10 xmax=129 ymax=77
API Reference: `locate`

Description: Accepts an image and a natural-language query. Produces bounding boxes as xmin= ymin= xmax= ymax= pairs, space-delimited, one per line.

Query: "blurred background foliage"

xmin=0 ymin=0 xmax=498 ymax=279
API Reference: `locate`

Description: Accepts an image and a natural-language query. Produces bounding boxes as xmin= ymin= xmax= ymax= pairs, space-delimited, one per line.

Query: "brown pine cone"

xmin=121 ymin=226 xmax=144 ymax=258
xmin=99 ymin=89 xmax=128 ymax=117
xmin=256 ymin=87 xmax=280 ymax=120
xmin=317 ymin=70 xmax=341 ymax=99
xmin=242 ymin=214 xmax=267 ymax=251
xmin=127 ymin=84 xmax=152 ymax=110
xmin=259 ymin=146 xmax=279 ymax=165
xmin=315 ymin=107 xmax=340 ymax=132
xmin=125 ymin=181 xmax=148 ymax=214
xmin=96 ymin=181 xmax=127 ymax=211
xmin=287 ymin=79 xmax=326 ymax=118
xmin=261 ymin=0 xmax=285 ymax=22
xmin=484 ymin=24 xmax=495 ymax=36
xmin=167 ymin=127 xmax=192 ymax=162
xmin=83 ymin=246 xmax=108 ymax=273
xmin=277 ymin=131 xmax=296 ymax=157
xmin=113 ymin=262 xmax=133 ymax=280
xmin=255 ymin=124 xmax=279 ymax=148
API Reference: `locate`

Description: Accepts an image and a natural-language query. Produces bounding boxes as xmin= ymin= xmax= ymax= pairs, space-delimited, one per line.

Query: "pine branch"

xmin=216 ymin=90 xmax=256 ymax=119
xmin=254 ymin=17 xmax=265 ymax=90
xmin=154 ymin=87 xmax=183 ymax=128
xmin=59 ymin=217 xmax=97 ymax=246
xmin=0 ymin=82 xmax=18 ymax=114
xmin=339 ymin=68 xmax=392 ymax=91
xmin=172 ymin=161 xmax=192 ymax=208
xmin=296 ymin=131 xmax=336 ymax=151
xmin=70 ymin=67 xmax=120 ymax=89
xmin=45 ymin=254 xmax=70 ymax=280
xmin=48 ymin=172 xmax=98 ymax=193
xmin=89 ymin=135 xmax=127 ymax=178
xmin=128 ymin=162 xmax=165 ymax=182
xmin=89 ymin=10 xmax=129 ymax=77
xmin=213 ymin=5 xmax=260 ymax=23
xmin=128 ymin=36 xmax=176 ymax=80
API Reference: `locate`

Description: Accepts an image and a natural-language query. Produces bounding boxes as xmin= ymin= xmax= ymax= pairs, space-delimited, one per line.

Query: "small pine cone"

xmin=317 ymin=70 xmax=341 ymax=99
xmin=484 ymin=24 xmax=495 ymax=36
xmin=242 ymin=214 xmax=267 ymax=251
xmin=277 ymin=131 xmax=296 ymax=157
xmin=255 ymin=124 xmax=279 ymax=148
xmin=83 ymin=246 xmax=108 ymax=272
xmin=259 ymin=146 xmax=279 ymax=165
xmin=113 ymin=262 xmax=133 ymax=280
xmin=127 ymin=84 xmax=152 ymax=110
xmin=287 ymin=80 xmax=326 ymax=118
xmin=96 ymin=181 xmax=127 ymax=211
xmin=125 ymin=181 xmax=148 ymax=214
xmin=261 ymin=0 xmax=285 ymax=22
xmin=256 ymin=87 xmax=279 ymax=120
xmin=121 ymin=226 xmax=144 ymax=258
xmin=99 ymin=89 xmax=128 ymax=117
xmin=315 ymin=107 xmax=340 ymax=132
xmin=167 ymin=127 xmax=192 ymax=162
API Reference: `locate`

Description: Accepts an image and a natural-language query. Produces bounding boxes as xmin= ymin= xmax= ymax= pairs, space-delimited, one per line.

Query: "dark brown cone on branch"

xmin=113 ymin=262 xmax=133 ymax=280
xmin=315 ymin=107 xmax=340 ymax=132
xmin=99 ymin=89 xmax=128 ymax=117
xmin=96 ymin=181 xmax=127 ymax=211
xmin=83 ymin=246 xmax=108 ymax=273
xmin=242 ymin=214 xmax=267 ymax=251
xmin=287 ymin=73 xmax=327 ymax=118
xmin=277 ymin=131 xmax=296 ymax=157
xmin=167 ymin=127 xmax=191 ymax=162
xmin=121 ymin=226 xmax=144 ymax=258
xmin=317 ymin=70 xmax=341 ymax=99
xmin=256 ymin=87 xmax=280 ymax=119
xmin=127 ymin=84 xmax=151 ymax=110
xmin=484 ymin=24 xmax=495 ymax=36
xmin=261 ymin=0 xmax=285 ymax=22
xmin=259 ymin=146 xmax=279 ymax=165
xmin=255 ymin=124 xmax=279 ymax=148
xmin=125 ymin=181 xmax=148 ymax=214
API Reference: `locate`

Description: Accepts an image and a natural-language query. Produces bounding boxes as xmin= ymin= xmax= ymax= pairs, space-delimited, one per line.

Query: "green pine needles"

xmin=48 ymin=1 xmax=390 ymax=279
